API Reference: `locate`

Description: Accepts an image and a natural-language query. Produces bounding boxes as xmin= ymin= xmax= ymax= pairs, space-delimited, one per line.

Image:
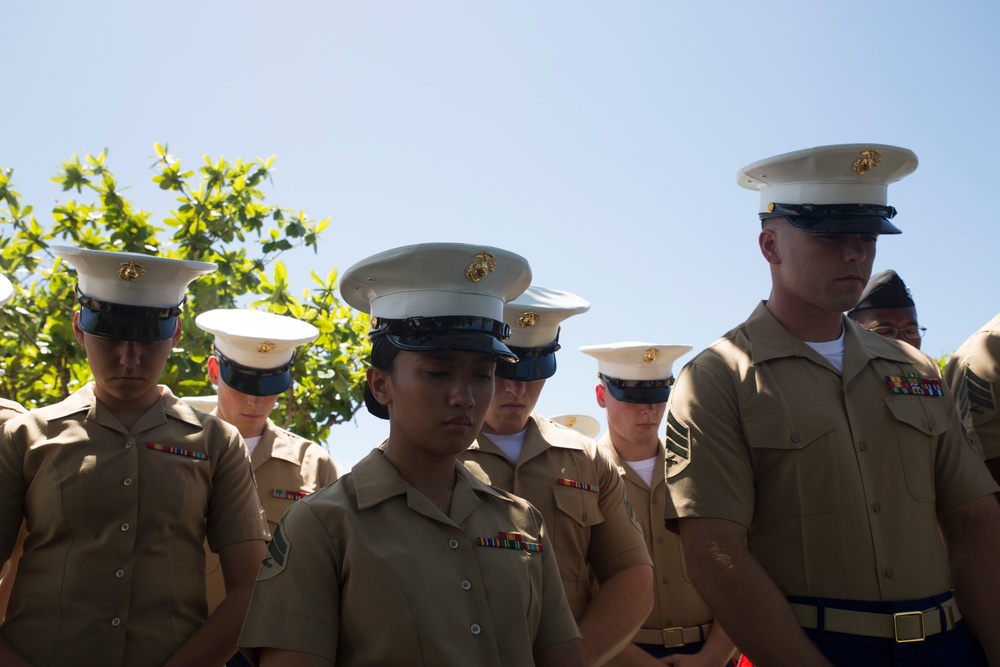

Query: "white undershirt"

xmin=625 ymin=456 xmax=659 ymax=488
xmin=244 ymin=435 xmax=262 ymax=456
xmin=487 ymin=429 xmax=528 ymax=462
xmin=805 ymin=328 xmax=846 ymax=372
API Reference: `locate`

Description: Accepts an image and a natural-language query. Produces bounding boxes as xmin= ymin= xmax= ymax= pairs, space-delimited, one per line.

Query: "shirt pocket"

xmin=551 ymin=485 xmax=604 ymax=529
xmin=883 ymin=395 xmax=949 ymax=503
xmin=743 ymin=405 xmax=840 ymax=517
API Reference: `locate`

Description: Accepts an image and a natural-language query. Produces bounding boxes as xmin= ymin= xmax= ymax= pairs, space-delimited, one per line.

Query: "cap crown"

xmin=195 ymin=309 xmax=320 ymax=368
xmin=52 ymin=246 xmax=216 ymax=307
xmin=0 ymin=275 xmax=13 ymax=308
xmin=504 ymin=286 xmax=590 ymax=349
xmin=340 ymin=243 xmax=531 ymax=322
xmin=551 ymin=413 xmax=601 ymax=438
xmin=848 ymin=269 xmax=915 ymax=313
xmin=738 ymin=143 xmax=918 ymax=213
xmin=580 ymin=341 xmax=692 ymax=381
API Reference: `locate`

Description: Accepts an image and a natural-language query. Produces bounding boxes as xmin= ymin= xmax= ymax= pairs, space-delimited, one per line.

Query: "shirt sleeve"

xmin=205 ymin=425 xmax=269 ymax=550
xmin=950 ymin=332 xmax=1000 ymax=461
xmin=587 ymin=445 xmax=652 ymax=581
xmin=663 ymin=358 xmax=757 ymax=531
xmin=0 ymin=420 xmax=27 ymax=561
xmin=239 ymin=500 xmax=341 ymax=661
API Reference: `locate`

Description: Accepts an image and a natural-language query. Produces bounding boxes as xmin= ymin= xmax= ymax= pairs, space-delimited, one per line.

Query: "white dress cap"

xmin=737 ymin=143 xmax=918 ymax=213
xmin=195 ymin=309 xmax=320 ymax=369
xmin=52 ymin=246 xmax=216 ymax=307
xmin=181 ymin=395 xmax=218 ymax=413
xmin=0 ymin=275 xmax=13 ymax=308
xmin=340 ymin=243 xmax=531 ymax=321
xmin=580 ymin=341 xmax=693 ymax=381
xmin=504 ymin=286 xmax=591 ymax=349
xmin=551 ymin=413 xmax=601 ymax=439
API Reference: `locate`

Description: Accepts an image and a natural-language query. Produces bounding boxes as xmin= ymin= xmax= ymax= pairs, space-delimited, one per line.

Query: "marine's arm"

xmin=677 ymin=517 xmax=831 ymax=667
xmin=579 ymin=563 xmax=654 ymax=666
xmin=163 ymin=538 xmax=267 ymax=667
xmin=938 ymin=494 xmax=1000 ymax=662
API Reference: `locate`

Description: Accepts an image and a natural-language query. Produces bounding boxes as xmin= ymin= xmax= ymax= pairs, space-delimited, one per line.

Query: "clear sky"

xmin=3 ymin=1 xmax=998 ymax=471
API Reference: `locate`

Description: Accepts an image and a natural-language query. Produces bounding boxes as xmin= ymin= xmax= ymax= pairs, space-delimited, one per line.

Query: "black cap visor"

xmin=372 ymin=316 xmax=517 ymax=362
xmin=601 ymin=374 xmax=673 ymax=404
xmin=78 ymin=304 xmax=179 ymax=342
xmin=761 ymin=203 xmax=901 ymax=235
xmin=495 ymin=346 xmax=558 ymax=382
xmin=217 ymin=351 xmax=292 ymax=397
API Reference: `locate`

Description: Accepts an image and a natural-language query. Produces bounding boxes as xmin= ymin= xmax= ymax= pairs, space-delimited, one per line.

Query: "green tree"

xmin=0 ymin=145 xmax=370 ymax=446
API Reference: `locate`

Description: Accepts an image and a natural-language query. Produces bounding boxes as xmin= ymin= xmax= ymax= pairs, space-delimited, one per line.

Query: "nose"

xmin=449 ymin=377 xmax=475 ymax=408
xmin=117 ymin=341 xmax=142 ymax=368
xmin=843 ymin=235 xmax=871 ymax=262
xmin=498 ymin=378 xmax=525 ymax=397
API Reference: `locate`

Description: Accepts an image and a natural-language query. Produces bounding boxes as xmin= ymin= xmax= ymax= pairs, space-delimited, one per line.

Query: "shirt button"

xmin=115 ymin=569 xmax=125 ymax=578
xmin=121 ymin=523 xmax=130 ymax=532
xmin=872 ymin=503 xmax=881 ymax=513
xmin=884 ymin=568 xmax=894 ymax=578
xmin=858 ymin=442 xmax=868 ymax=451
xmin=661 ymin=576 xmax=669 ymax=584
xmin=111 ymin=617 xmax=121 ymax=627
xmin=656 ymin=536 xmax=664 ymax=543
xmin=790 ymin=433 xmax=801 ymax=443
xmin=470 ymin=623 xmax=482 ymax=635
xmin=125 ymin=441 xmax=134 ymax=449
xmin=581 ymin=512 xmax=588 ymax=522
xmin=123 ymin=478 xmax=132 ymax=486
xmin=448 ymin=539 xmax=459 ymax=550
xmin=460 ymin=579 xmax=472 ymax=591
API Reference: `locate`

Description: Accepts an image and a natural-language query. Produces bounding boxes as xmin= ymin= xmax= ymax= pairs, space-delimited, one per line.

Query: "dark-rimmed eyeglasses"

xmin=867 ymin=325 xmax=927 ymax=340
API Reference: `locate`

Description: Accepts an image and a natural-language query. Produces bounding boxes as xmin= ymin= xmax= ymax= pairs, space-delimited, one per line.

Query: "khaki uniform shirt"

xmin=0 ymin=384 xmax=269 ymax=667
xmin=461 ymin=413 xmax=650 ymax=620
xmin=239 ymin=449 xmax=580 ymax=666
xmin=599 ymin=434 xmax=713 ymax=633
xmin=206 ymin=418 xmax=338 ymax=611
xmin=0 ymin=399 xmax=25 ymax=426
xmin=945 ymin=313 xmax=1000 ymax=461
xmin=664 ymin=302 xmax=998 ymax=602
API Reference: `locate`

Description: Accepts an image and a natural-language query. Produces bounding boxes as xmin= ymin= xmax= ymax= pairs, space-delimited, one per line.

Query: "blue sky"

xmin=3 ymin=1 xmax=997 ymax=470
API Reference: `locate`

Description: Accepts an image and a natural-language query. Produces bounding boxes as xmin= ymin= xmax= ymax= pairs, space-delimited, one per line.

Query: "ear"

xmin=759 ymin=226 xmax=781 ymax=266
xmin=207 ymin=355 xmax=221 ymax=387
xmin=366 ymin=366 xmax=393 ymax=408
xmin=72 ymin=311 xmax=87 ymax=346
xmin=595 ymin=383 xmax=608 ymax=409
xmin=171 ymin=319 xmax=182 ymax=345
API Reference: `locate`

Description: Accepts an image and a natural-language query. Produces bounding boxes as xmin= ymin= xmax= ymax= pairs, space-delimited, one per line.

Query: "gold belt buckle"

xmin=661 ymin=626 xmax=685 ymax=648
xmin=892 ymin=611 xmax=925 ymax=643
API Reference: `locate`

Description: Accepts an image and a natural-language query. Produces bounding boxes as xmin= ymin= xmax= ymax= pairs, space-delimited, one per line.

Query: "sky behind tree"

xmin=3 ymin=1 xmax=997 ymax=469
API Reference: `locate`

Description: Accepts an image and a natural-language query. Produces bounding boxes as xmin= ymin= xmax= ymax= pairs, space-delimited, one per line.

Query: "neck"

xmin=382 ymin=440 xmax=457 ymax=515
xmin=764 ymin=294 xmax=844 ymax=342
xmin=93 ymin=385 xmax=162 ymax=431
xmin=609 ymin=431 xmax=659 ymax=462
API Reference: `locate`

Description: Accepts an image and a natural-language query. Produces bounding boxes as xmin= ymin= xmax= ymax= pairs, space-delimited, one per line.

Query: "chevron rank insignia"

xmin=963 ymin=368 xmax=997 ymax=419
xmin=884 ymin=372 xmax=944 ymax=396
xmin=665 ymin=411 xmax=691 ymax=478
xmin=257 ymin=523 xmax=291 ymax=581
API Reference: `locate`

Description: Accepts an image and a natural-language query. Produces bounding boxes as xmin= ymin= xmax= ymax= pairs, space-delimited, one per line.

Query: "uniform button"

xmin=859 ymin=442 xmax=868 ymax=451
xmin=661 ymin=576 xmax=669 ymax=584
xmin=790 ymin=433 xmax=801 ymax=443
xmin=872 ymin=503 xmax=881 ymax=513
xmin=115 ymin=569 xmax=125 ymax=578
xmin=581 ymin=512 xmax=589 ymax=522
xmin=111 ymin=617 xmax=121 ymax=627
xmin=470 ymin=623 xmax=482 ymax=635
xmin=884 ymin=568 xmax=894 ymax=578
xmin=123 ymin=478 xmax=132 ymax=486
xmin=656 ymin=536 xmax=664 ymax=544
xmin=460 ymin=579 xmax=472 ymax=591
xmin=448 ymin=539 xmax=459 ymax=550
xmin=125 ymin=440 xmax=133 ymax=449
xmin=121 ymin=523 xmax=130 ymax=532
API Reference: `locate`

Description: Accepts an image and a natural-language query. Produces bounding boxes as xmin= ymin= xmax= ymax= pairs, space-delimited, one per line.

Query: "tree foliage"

xmin=0 ymin=145 xmax=370 ymax=446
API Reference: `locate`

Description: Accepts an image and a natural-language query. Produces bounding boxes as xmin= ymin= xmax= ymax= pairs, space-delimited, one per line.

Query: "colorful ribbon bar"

xmin=558 ymin=478 xmax=601 ymax=493
xmin=475 ymin=530 xmax=543 ymax=552
xmin=885 ymin=372 xmax=944 ymax=396
xmin=271 ymin=489 xmax=310 ymax=501
xmin=146 ymin=442 xmax=209 ymax=460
